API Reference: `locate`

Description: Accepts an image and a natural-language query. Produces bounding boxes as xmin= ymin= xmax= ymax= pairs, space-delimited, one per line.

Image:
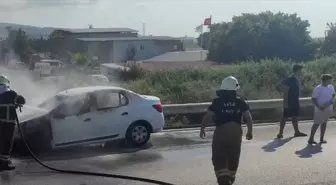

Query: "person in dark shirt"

xmin=276 ymin=64 xmax=307 ymax=139
xmin=200 ymin=76 xmax=253 ymax=185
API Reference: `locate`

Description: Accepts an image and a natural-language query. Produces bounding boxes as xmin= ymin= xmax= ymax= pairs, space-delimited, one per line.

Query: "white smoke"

xmin=0 ymin=67 xmax=58 ymax=105
xmin=0 ymin=66 xmax=121 ymax=107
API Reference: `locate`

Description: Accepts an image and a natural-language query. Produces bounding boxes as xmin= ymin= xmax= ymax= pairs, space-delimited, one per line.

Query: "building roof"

xmin=100 ymin=63 xmax=129 ymax=70
xmin=57 ymin=28 xmax=138 ymax=34
xmin=77 ymin=36 xmax=181 ymax=42
xmin=141 ymin=50 xmax=208 ymax=62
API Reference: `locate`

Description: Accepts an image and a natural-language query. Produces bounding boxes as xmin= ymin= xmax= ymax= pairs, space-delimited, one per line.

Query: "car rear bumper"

xmin=152 ymin=126 xmax=164 ymax=133
xmin=150 ymin=114 xmax=165 ymax=133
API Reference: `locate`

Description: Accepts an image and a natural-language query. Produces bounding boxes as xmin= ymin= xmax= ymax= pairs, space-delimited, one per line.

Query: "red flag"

xmin=204 ymin=16 xmax=212 ymax=26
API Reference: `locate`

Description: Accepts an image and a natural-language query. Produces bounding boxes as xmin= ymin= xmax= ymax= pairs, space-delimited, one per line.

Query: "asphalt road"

xmin=3 ymin=121 xmax=336 ymax=185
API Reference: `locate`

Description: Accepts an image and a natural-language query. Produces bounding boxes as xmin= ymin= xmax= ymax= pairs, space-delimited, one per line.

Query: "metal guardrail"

xmin=163 ymin=97 xmax=312 ymax=115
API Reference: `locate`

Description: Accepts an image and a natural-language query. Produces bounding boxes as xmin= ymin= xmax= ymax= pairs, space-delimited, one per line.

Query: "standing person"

xmin=200 ymin=76 xmax=253 ymax=185
xmin=0 ymin=75 xmax=26 ymax=172
xmin=308 ymin=74 xmax=335 ymax=144
xmin=276 ymin=64 xmax=307 ymax=139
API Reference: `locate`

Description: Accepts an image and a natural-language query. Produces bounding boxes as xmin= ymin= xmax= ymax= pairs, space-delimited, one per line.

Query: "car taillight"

xmin=152 ymin=103 xmax=163 ymax=113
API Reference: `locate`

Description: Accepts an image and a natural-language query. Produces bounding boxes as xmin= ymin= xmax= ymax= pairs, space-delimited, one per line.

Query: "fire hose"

xmin=14 ymin=105 xmax=175 ymax=185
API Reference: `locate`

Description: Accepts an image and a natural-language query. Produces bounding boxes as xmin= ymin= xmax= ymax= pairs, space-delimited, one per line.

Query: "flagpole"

xmin=200 ymin=25 xmax=204 ymax=61
xmin=208 ymin=15 xmax=212 ymax=51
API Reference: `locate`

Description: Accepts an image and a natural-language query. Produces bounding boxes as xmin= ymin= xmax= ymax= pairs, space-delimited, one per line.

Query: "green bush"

xmin=126 ymin=57 xmax=336 ymax=104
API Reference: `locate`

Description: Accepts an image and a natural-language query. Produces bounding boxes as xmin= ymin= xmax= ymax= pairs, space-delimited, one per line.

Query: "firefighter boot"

xmin=0 ymin=159 xmax=15 ymax=172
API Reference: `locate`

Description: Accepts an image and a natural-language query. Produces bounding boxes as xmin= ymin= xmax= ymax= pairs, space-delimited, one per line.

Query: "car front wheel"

xmin=126 ymin=122 xmax=151 ymax=147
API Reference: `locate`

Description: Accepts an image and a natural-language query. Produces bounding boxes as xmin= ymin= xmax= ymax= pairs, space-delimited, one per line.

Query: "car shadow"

xmin=13 ymin=143 xmax=164 ymax=172
xmin=14 ymin=140 xmax=154 ymax=162
xmin=295 ymin=144 xmax=322 ymax=158
xmin=261 ymin=137 xmax=294 ymax=152
xmin=81 ymin=150 xmax=164 ymax=171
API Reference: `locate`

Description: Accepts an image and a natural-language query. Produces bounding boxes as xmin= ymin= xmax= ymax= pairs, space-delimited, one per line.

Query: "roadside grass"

xmin=126 ymin=57 xmax=336 ymax=104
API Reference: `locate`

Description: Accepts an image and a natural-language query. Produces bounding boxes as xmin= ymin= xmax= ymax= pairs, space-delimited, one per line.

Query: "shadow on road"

xmin=14 ymin=135 xmax=209 ymax=162
xmin=151 ymin=135 xmax=210 ymax=147
xmin=295 ymin=144 xmax=322 ymax=158
xmin=14 ymin=149 xmax=164 ymax=173
xmin=82 ymin=151 xmax=164 ymax=170
xmin=261 ymin=137 xmax=294 ymax=152
xmin=14 ymin=141 xmax=154 ymax=162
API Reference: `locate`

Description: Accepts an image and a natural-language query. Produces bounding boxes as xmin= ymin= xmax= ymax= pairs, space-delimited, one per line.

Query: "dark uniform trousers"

xmin=212 ymin=122 xmax=243 ymax=185
xmin=0 ymin=104 xmax=17 ymax=163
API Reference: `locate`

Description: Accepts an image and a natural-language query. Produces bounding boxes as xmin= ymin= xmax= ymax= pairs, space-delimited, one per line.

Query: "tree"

xmin=208 ymin=11 xmax=318 ymax=63
xmin=48 ymin=30 xmax=64 ymax=58
xmin=11 ymin=29 xmax=32 ymax=62
xmin=29 ymin=36 xmax=49 ymax=53
xmin=197 ymin=32 xmax=210 ymax=50
xmin=320 ymin=23 xmax=336 ymax=56
xmin=70 ymin=52 xmax=92 ymax=70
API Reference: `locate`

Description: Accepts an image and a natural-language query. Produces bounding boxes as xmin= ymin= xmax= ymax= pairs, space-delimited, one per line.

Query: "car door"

xmin=50 ymin=94 xmax=93 ymax=147
xmin=88 ymin=90 xmax=129 ymax=141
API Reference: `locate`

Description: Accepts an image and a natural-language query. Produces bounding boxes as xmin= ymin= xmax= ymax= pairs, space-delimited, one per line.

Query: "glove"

xmin=16 ymin=95 xmax=26 ymax=105
xmin=246 ymin=132 xmax=253 ymax=140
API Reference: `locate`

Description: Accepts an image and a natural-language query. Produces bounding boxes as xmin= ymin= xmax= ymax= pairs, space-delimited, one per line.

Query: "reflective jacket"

xmin=0 ymin=89 xmax=25 ymax=123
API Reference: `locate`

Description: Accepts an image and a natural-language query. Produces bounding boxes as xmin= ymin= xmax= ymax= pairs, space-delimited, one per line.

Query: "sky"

xmin=0 ymin=0 xmax=335 ymax=38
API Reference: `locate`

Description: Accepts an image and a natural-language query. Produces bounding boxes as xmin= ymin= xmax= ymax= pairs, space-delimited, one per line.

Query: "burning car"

xmin=14 ymin=86 xmax=164 ymax=153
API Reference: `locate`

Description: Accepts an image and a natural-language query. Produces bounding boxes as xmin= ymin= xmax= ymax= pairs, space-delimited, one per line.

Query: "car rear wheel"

xmin=126 ymin=122 xmax=151 ymax=147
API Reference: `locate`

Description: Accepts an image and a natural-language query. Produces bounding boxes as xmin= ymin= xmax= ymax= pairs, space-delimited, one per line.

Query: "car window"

xmin=120 ymin=94 xmax=127 ymax=105
xmin=53 ymin=94 xmax=91 ymax=118
xmin=95 ymin=91 xmax=128 ymax=109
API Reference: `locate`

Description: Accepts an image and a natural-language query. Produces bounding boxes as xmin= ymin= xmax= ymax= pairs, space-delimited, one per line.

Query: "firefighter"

xmin=200 ymin=76 xmax=253 ymax=185
xmin=0 ymin=75 xmax=25 ymax=172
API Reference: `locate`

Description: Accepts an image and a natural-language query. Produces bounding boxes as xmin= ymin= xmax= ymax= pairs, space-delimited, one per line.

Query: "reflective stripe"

xmin=0 ymin=119 xmax=15 ymax=123
xmin=0 ymin=104 xmax=16 ymax=107
xmin=0 ymin=155 xmax=9 ymax=160
xmin=215 ymin=169 xmax=230 ymax=178
xmin=6 ymin=105 xmax=9 ymax=120
xmin=0 ymin=104 xmax=17 ymax=122
xmin=215 ymin=169 xmax=237 ymax=178
xmin=228 ymin=170 xmax=237 ymax=178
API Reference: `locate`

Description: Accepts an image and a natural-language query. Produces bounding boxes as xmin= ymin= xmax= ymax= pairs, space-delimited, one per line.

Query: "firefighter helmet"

xmin=0 ymin=76 xmax=10 ymax=86
xmin=220 ymin=76 xmax=240 ymax=91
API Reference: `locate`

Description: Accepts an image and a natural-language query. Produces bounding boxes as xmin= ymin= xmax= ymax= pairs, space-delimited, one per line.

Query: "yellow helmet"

xmin=220 ymin=76 xmax=240 ymax=91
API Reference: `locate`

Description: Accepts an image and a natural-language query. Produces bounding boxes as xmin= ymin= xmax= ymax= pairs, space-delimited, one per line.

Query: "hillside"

xmin=0 ymin=22 xmax=55 ymax=38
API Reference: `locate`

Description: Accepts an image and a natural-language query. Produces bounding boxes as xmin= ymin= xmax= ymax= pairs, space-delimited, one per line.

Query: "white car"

xmin=14 ymin=86 xmax=164 ymax=153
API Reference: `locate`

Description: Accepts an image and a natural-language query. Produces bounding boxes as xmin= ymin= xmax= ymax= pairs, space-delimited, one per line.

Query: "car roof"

xmin=57 ymin=86 xmax=126 ymax=97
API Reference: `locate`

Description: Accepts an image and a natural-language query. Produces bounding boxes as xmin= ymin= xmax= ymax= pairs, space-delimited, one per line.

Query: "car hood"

xmin=17 ymin=105 xmax=49 ymax=123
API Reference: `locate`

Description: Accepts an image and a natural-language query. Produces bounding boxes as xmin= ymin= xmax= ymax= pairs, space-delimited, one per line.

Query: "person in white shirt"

xmin=308 ymin=74 xmax=335 ymax=145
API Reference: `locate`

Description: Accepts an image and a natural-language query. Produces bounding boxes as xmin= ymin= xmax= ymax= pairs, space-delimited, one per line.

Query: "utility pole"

xmin=5 ymin=26 xmax=12 ymax=47
xmin=142 ymin=22 xmax=146 ymax=36
xmin=200 ymin=25 xmax=204 ymax=61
